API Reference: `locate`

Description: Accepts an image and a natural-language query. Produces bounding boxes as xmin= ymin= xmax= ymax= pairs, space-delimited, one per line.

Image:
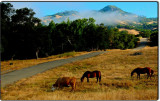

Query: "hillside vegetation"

xmin=1 ymin=46 xmax=158 ymax=100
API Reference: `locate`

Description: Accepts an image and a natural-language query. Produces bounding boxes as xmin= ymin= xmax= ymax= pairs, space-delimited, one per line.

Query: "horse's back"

xmin=61 ymin=77 xmax=76 ymax=83
xmin=54 ymin=77 xmax=76 ymax=86
xmin=145 ymin=67 xmax=152 ymax=71
xmin=93 ymin=70 xmax=101 ymax=75
xmin=134 ymin=67 xmax=152 ymax=74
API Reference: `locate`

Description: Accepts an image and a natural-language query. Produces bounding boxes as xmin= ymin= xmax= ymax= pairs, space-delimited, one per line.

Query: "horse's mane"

xmin=131 ymin=68 xmax=139 ymax=76
xmin=131 ymin=69 xmax=136 ymax=75
xmin=81 ymin=71 xmax=91 ymax=79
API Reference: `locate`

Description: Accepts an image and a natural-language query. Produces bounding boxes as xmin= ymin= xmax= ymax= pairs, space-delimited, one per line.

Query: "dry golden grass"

xmin=1 ymin=51 xmax=90 ymax=74
xmin=1 ymin=46 xmax=158 ymax=100
xmin=55 ymin=15 xmax=62 ymax=19
xmin=147 ymin=21 xmax=157 ymax=24
xmin=119 ymin=28 xmax=139 ymax=35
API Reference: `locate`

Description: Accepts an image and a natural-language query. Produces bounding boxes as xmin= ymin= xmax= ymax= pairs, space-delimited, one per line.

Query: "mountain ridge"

xmin=41 ymin=5 xmax=157 ymax=25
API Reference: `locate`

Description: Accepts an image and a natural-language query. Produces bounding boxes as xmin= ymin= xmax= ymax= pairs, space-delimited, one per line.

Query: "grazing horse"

xmin=131 ymin=67 xmax=154 ymax=79
xmin=52 ymin=77 xmax=76 ymax=91
xmin=81 ymin=70 xmax=101 ymax=83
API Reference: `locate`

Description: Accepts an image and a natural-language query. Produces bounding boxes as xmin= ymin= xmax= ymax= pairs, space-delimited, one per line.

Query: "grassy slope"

xmin=1 ymin=46 xmax=158 ymax=100
xmin=119 ymin=28 xmax=139 ymax=35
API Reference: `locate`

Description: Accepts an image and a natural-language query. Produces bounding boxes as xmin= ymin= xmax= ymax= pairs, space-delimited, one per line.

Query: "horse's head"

xmin=81 ymin=77 xmax=84 ymax=82
xmin=131 ymin=71 xmax=134 ymax=78
xmin=52 ymin=84 xmax=57 ymax=87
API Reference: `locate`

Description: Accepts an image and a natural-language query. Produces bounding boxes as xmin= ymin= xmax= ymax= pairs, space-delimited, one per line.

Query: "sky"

xmin=6 ymin=2 xmax=158 ymax=18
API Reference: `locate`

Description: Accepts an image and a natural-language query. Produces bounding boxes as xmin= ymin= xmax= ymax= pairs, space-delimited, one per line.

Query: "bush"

xmin=150 ymin=31 xmax=158 ymax=46
xmin=139 ymin=30 xmax=151 ymax=38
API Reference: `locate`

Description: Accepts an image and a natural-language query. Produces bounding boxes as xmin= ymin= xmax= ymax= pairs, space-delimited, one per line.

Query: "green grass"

xmin=57 ymin=51 xmax=76 ymax=58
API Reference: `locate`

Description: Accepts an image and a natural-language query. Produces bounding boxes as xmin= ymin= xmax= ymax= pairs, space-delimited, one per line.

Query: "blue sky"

xmin=7 ymin=2 xmax=158 ymax=18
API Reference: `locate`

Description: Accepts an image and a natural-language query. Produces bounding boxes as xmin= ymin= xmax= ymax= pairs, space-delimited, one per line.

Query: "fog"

xmin=62 ymin=10 xmax=138 ymax=25
xmin=42 ymin=10 xmax=139 ymax=25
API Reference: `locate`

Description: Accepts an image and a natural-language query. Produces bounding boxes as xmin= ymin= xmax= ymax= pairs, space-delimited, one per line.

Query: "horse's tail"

xmin=99 ymin=71 xmax=101 ymax=82
xmin=151 ymin=69 xmax=154 ymax=76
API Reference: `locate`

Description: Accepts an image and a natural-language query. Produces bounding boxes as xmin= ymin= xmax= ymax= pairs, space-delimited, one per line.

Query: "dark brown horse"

xmin=81 ymin=70 xmax=101 ymax=83
xmin=131 ymin=67 xmax=154 ymax=79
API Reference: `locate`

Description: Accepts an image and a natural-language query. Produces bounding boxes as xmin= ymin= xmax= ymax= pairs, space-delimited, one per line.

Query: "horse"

xmin=81 ymin=70 xmax=101 ymax=83
xmin=52 ymin=77 xmax=76 ymax=91
xmin=131 ymin=67 xmax=154 ymax=79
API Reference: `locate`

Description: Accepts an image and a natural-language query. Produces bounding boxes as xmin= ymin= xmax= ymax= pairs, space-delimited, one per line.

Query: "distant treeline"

xmin=1 ymin=3 xmax=157 ymax=60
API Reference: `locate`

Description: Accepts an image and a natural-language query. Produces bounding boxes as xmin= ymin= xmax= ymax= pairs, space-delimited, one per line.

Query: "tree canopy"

xmin=1 ymin=3 xmax=141 ymax=60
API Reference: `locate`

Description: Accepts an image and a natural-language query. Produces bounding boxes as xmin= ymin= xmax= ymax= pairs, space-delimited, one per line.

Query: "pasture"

xmin=1 ymin=46 xmax=158 ymax=100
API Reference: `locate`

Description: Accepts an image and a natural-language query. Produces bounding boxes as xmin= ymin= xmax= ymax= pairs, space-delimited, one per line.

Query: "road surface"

xmin=132 ymin=38 xmax=148 ymax=50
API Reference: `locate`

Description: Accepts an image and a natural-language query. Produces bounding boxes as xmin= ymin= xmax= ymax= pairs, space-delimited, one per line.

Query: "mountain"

xmin=49 ymin=10 xmax=78 ymax=17
xmin=41 ymin=10 xmax=79 ymax=25
xmin=41 ymin=5 xmax=157 ymax=26
xmin=99 ymin=5 xmax=126 ymax=13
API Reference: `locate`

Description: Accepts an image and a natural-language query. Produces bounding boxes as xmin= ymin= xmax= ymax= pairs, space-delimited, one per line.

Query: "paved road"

xmin=132 ymin=38 xmax=148 ymax=50
xmin=1 ymin=51 xmax=107 ymax=87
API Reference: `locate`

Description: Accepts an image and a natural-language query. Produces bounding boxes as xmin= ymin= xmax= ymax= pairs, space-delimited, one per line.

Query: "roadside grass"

xmin=1 ymin=51 xmax=90 ymax=74
xmin=57 ymin=51 xmax=76 ymax=58
xmin=1 ymin=46 xmax=158 ymax=100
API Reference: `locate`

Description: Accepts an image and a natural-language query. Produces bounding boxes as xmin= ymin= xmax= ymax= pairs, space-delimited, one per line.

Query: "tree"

xmin=150 ymin=31 xmax=158 ymax=46
xmin=139 ymin=30 xmax=151 ymax=38
xmin=11 ymin=7 xmax=41 ymax=59
xmin=1 ymin=3 xmax=15 ymax=60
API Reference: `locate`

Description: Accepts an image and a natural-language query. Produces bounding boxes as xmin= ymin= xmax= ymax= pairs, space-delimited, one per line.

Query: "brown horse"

xmin=131 ymin=67 xmax=154 ymax=79
xmin=81 ymin=70 xmax=101 ymax=83
xmin=52 ymin=77 xmax=76 ymax=91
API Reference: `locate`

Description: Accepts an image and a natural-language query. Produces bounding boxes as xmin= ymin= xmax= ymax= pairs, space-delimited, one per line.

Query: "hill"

xmin=41 ymin=5 xmax=157 ymax=28
xmin=99 ymin=5 xmax=130 ymax=15
xmin=119 ymin=28 xmax=139 ymax=35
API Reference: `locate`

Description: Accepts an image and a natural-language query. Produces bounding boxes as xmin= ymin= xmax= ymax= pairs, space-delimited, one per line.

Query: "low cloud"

xmin=43 ymin=10 xmax=139 ymax=25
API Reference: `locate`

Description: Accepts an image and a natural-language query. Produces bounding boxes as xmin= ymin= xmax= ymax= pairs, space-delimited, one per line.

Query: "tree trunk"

xmin=62 ymin=43 xmax=64 ymax=52
xmin=11 ymin=54 xmax=15 ymax=60
xmin=36 ymin=49 xmax=39 ymax=59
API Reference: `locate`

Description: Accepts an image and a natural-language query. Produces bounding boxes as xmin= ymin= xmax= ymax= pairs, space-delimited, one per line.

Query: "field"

xmin=1 ymin=46 xmax=158 ymax=100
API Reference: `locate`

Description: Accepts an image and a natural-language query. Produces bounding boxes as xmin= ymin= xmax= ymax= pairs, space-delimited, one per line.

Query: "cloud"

xmin=42 ymin=10 xmax=139 ymax=25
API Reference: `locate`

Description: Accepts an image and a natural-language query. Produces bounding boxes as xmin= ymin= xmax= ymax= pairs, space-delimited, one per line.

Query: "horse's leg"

xmin=149 ymin=73 xmax=152 ymax=79
xmin=70 ymin=85 xmax=74 ymax=92
xmin=137 ymin=74 xmax=140 ymax=79
xmin=87 ymin=78 xmax=89 ymax=82
xmin=96 ymin=77 xmax=98 ymax=83
xmin=137 ymin=73 xmax=139 ymax=79
xmin=147 ymin=73 xmax=149 ymax=79
xmin=99 ymin=75 xmax=101 ymax=82
xmin=58 ymin=83 xmax=60 ymax=89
